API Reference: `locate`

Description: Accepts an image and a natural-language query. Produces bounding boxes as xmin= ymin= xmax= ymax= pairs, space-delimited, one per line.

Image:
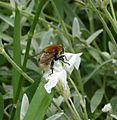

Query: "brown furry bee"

xmin=39 ymin=45 xmax=69 ymax=74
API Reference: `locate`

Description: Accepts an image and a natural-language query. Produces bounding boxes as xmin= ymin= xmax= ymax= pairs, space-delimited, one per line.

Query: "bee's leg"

xmin=50 ymin=60 xmax=54 ymax=75
xmin=56 ymin=55 xmax=70 ymax=65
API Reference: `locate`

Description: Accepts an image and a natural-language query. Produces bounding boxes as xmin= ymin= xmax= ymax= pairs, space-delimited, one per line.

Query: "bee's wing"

xmin=29 ymin=51 xmax=43 ymax=58
xmin=39 ymin=53 xmax=54 ymax=64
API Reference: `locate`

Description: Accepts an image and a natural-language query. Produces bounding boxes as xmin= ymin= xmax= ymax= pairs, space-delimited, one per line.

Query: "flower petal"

xmin=63 ymin=52 xmax=82 ymax=74
xmin=44 ymin=66 xmax=67 ymax=94
xmin=44 ymin=75 xmax=58 ymax=93
xmin=102 ymin=103 xmax=112 ymax=112
xmin=58 ymin=69 xmax=67 ymax=89
xmin=20 ymin=94 xmax=29 ymax=120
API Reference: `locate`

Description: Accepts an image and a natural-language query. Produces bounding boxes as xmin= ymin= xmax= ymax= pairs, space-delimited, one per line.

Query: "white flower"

xmin=44 ymin=61 xmax=68 ymax=94
xmin=102 ymin=103 xmax=112 ymax=112
xmin=43 ymin=52 xmax=82 ymax=95
xmin=63 ymin=53 xmax=82 ymax=74
xmin=20 ymin=94 xmax=29 ymax=120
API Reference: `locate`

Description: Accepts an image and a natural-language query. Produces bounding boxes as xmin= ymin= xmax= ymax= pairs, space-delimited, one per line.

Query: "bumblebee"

xmin=39 ymin=45 xmax=69 ymax=74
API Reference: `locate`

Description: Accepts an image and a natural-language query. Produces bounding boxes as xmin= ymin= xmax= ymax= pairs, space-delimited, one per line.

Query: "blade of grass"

xmin=109 ymin=0 xmax=117 ymax=22
xmin=0 ymin=1 xmax=14 ymax=11
xmin=10 ymin=4 xmax=21 ymax=120
xmin=24 ymin=79 xmax=54 ymax=120
xmin=22 ymin=0 xmax=47 ymax=70
xmin=11 ymin=0 xmax=47 ymax=119
xmin=14 ymin=0 xmax=47 ymax=108
xmin=0 ymin=93 xmax=4 ymax=120
xmin=12 ymin=4 xmax=21 ymax=103
xmin=103 ymin=7 xmax=117 ymax=34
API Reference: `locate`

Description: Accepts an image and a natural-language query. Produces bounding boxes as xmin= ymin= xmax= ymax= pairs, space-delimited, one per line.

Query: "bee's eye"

xmin=59 ymin=50 xmax=63 ymax=55
xmin=61 ymin=48 xmax=64 ymax=54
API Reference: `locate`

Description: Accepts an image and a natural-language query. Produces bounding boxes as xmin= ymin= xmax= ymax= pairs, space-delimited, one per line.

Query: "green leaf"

xmin=0 ymin=14 xmax=14 ymax=27
xmin=88 ymin=48 xmax=103 ymax=64
xmin=90 ymin=88 xmax=104 ymax=113
xmin=0 ymin=32 xmax=13 ymax=43
xmin=0 ymin=39 xmax=3 ymax=49
xmin=0 ymin=93 xmax=4 ymax=120
xmin=25 ymin=76 xmax=42 ymax=102
xmin=14 ymin=77 xmax=41 ymax=120
xmin=40 ymin=29 xmax=53 ymax=48
xmin=101 ymin=52 xmax=111 ymax=60
xmin=110 ymin=96 xmax=117 ymax=113
xmin=0 ymin=22 xmax=9 ymax=32
xmin=86 ymin=29 xmax=103 ymax=44
xmin=46 ymin=112 xmax=64 ymax=120
xmin=12 ymin=5 xmax=21 ymax=103
xmin=24 ymin=79 xmax=54 ymax=120
xmin=72 ymin=17 xmax=81 ymax=37
xmin=108 ymin=41 xmax=117 ymax=57
xmin=52 ymin=0 xmax=64 ymax=18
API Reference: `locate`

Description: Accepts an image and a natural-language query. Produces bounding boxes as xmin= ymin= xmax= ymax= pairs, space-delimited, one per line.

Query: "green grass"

xmin=0 ymin=0 xmax=117 ymax=120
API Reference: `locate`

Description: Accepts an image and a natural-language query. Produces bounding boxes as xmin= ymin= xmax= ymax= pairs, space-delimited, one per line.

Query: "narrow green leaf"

xmin=0 ymin=32 xmax=13 ymax=43
xmin=108 ymin=41 xmax=117 ymax=56
xmin=88 ymin=48 xmax=103 ymax=64
xmin=14 ymin=77 xmax=41 ymax=120
xmin=0 ymin=22 xmax=9 ymax=32
xmin=25 ymin=76 xmax=42 ymax=102
xmin=0 ymin=14 xmax=14 ymax=27
xmin=40 ymin=29 xmax=53 ymax=48
xmin=110 ymin=96 xmax=117 ymax=113
xmin=83 ymin=59 xmax=112 ymax=84
xmin=0 ymin=1 xmax=14 ymax=11
xmin=24 ymin=79 xmax=54 ymax=120
xmin=46 ymin=112 xmax=64 ymax=120
xmin=72 ymin=17 xmax=81 ymax=37
xmin=26 ymin=0 xmax=35 ymax=12
xmin=12 ymin=5 xmax=21 ymax=103
xmin=0 ymin=93 xmax=4 ymax=120
xmin=86 ymin=29 xmax=103 ymax=44
xmin=90 ymin=88 xmax=104 ymax=113
xmin=0 ymin=39 xmax=3 ymax=49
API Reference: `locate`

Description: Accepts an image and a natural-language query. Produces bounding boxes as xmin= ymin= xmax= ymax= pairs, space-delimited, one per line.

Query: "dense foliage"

xmin=0 ymin=0 xmax=117 ymax=120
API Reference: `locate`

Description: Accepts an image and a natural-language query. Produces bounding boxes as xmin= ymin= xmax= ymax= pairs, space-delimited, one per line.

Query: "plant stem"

xmin=68 ymin=98 xmax=82 ymax=120
xmin=50 ymin=0 xmax=74 ymax=52
xmin=83 ymin=59 xmax=113 ymax=84
xmin=103 ymin=7 xmax=117 ymax=34
xmin=22 ymin=0 xmax=47 ymax=70
xmin=89 ymin=0 xmax=117 ymax=48
xmin=68 ymin=77 xmax=89 ymax=120
xmin=13 ymin=0 xmax=47 ymax=112
xmin=65 ymin=98 xmax=80 ymax=120
xmin=2 ymin=49 xmax=34 ymax=83
xmin=52 ymin=100 xmax=70 ymax=120
xmin=68 ymin=77 xmax=82 ymax=100
xmin=109 ymin=0 xmax=116 ymax=21
xmin=86 ymin=10 xmax=99 ymax=49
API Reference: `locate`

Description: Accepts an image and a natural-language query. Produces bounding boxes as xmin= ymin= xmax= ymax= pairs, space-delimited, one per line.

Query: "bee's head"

xmin=59 ymin=46 xmax=64 ymax=54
